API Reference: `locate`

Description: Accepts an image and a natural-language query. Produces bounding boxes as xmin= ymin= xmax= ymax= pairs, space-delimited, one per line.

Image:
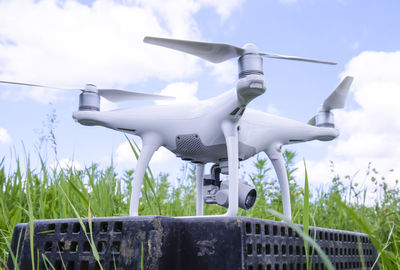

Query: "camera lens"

xmin=244 ymin=189 xmax=257 ymax=210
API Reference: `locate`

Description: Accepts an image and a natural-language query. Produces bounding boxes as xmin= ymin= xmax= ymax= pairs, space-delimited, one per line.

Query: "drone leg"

xmin=266 ymin=146 xmax=292 ymax=220
xmin=196 ymin=164 xmax=205 ymax=216
xmin=129 ymin=134 xmax=162 ymax=216
xmin=221 ymin=121 xmax=239 ymax=217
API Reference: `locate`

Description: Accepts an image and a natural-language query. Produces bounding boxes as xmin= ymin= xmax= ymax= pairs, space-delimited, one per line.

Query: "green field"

xmin=0 ymin=146 xmax=399 ymax=269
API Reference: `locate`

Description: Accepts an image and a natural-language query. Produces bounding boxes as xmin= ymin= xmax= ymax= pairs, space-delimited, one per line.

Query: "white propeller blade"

xmin=0 ymin=80 xmax=175 ymax=102
xmin=144 ymin=36 xmax=336 ymax=65
xmin=144 ymin=36 xmax=244 ymax=63
xmin=307 ymin=76 xmax=354 ymax=126
xmin=259 ymin=52 xmax=336 ymax=65
xmin=98 ymin=89 xmax=174 ymax=102
xmin=0 ymin=80 xmax=69 ymax=90
xmin=322 ymin=76 xmax=354 ymax=110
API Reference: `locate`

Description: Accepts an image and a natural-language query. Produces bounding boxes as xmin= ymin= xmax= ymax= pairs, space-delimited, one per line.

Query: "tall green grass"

xmin=0 ymin=146 xmax=399 ymax=269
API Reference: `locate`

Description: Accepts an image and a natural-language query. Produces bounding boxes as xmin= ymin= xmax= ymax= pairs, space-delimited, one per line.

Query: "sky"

xmin=0 ymin=0 xmax=399 ymax=195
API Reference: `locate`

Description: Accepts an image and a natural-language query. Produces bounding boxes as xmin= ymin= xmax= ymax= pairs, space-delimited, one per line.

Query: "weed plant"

xmin=0 ymin=145 xmax=399 ymax=269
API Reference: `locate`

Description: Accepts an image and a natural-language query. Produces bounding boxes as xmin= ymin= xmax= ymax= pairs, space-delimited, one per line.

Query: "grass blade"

xmin=41 ymin=253 xmax=55 ymax=270
xmin=141 ymin=241 xmax=144 ymax=270
xmin=267 ymin=209 xmax=335 ymax=270
xmin=333 ymin=197 xmax=398 ymax=269
xmin=0 ymin=229 xmax=20 ymax=270
xmin=59 ymin=187 xmax=103 ymax=269
xmin=303 ymin=161 xmax=310 ymax=269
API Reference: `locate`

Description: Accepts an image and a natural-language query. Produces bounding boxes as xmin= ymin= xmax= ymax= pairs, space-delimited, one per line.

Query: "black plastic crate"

xmin=241 ymin=217 xmax=379 ymax=270
xmin=7 ymin=216 xmax=379 ymax=270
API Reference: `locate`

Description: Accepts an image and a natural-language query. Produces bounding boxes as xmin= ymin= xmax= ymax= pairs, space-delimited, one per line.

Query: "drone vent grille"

xmin=176 ymin=134 xmax=204 ymax=155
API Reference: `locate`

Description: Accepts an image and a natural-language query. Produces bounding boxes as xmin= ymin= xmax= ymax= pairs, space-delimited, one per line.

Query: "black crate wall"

xmin=242 ymin=218 xmax=378 ymax=270
xmin=8 ymin=216 xmax=379 ymax=270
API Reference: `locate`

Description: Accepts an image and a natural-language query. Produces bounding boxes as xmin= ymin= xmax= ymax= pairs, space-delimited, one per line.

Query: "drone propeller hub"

xmin=242 ymin=43 xmax=259 ymax=54
xmin=84 ymin=84 xmax=98 ymax=93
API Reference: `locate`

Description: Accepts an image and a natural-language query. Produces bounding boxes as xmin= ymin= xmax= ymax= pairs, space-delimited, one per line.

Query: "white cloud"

xmin=152 ymin=146 xmax=179 ymax=165
xmin=114 ymin=137 xmax=187 ymax=185
xmin=156 ymin=81 xmax=200 ymax=104
xmin=116 ymin=141 xmax=136 ymax=164
xmin=206 ymin=61 xmax=237 ymax=85
xmin=0 ymin=0 xmax=198 ymax=85
xmin=114 ymin=138 xmax=182 ymax=182
xmin=296 ymin=51 xmax=400 ymax=191
xmin=0 ymin=128 xmax=11 ymax=144
xmin=137 ymin=0 xmax=244 ymax=26
xmin=198 ymin=0 xmax=245 ymax=21
xmin=115 ymin=138 xmax=182 ymax=183
xmin=135 ymin=0 xmax=201 ymax=38
xmin=116 ymin=140 xmax=177 ymax=165
xmin=0 ymin=86 xmax=63 ymax=104
xmin=265 ymin=104 xmax=280 ymax=115
xmin=0 ymin=0 xmax=245 ymax=101
xmin=278 ymin=0 xmax=298 ymax=4
xmin=51 ymin=158 xmax=83 ymax=171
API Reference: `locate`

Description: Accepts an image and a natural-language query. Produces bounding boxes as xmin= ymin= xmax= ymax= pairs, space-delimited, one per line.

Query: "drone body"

xmin=73 ymin=72 xmax=350 ymax=220
xmin=1 ymin=36 xmax=353 ymax=220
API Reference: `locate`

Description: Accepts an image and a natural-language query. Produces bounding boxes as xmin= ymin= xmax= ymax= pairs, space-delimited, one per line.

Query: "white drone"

xmin=0 ymin=36 xmax=353 ymax=220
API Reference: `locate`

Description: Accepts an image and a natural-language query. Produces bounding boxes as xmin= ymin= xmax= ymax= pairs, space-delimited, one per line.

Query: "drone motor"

xmin=308 ymin=76 xmax=354 ymax=130
xmin=315 ymin=110 xmax=335 ymax=128
xmin=79 ymin=84 xmax=100 ymax=111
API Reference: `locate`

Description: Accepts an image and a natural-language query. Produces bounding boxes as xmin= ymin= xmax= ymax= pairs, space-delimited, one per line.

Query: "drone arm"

xmin=266 ymin=144 xmax=292 ymax=220
xmin=129 ymin=133 xmax=162 ymax=216
xmin=221 ymin=120 xmax=239 ymax=217
xmin=196 ymin=164 xmax=205 ymax=216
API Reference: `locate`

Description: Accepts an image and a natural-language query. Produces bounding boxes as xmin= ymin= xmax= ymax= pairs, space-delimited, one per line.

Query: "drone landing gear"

xmin=195 ymin=164 xmax=205 ymax=216
xmin=195 ymin=121 xmax=256 ymax=217
xmin=194 ymin=121 xmax=241 ymax=217
xmin=220 ymin=121 xmax=240 ymax=216
xmin=266 ymin=145 xmax=292 ymax=220
xmin=129 ymin=133 xmax=162 ymax=216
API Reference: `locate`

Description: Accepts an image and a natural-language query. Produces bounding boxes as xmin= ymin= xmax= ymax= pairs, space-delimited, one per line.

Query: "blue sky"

xmin=0 ymin=0 xmax=399 ymax=191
